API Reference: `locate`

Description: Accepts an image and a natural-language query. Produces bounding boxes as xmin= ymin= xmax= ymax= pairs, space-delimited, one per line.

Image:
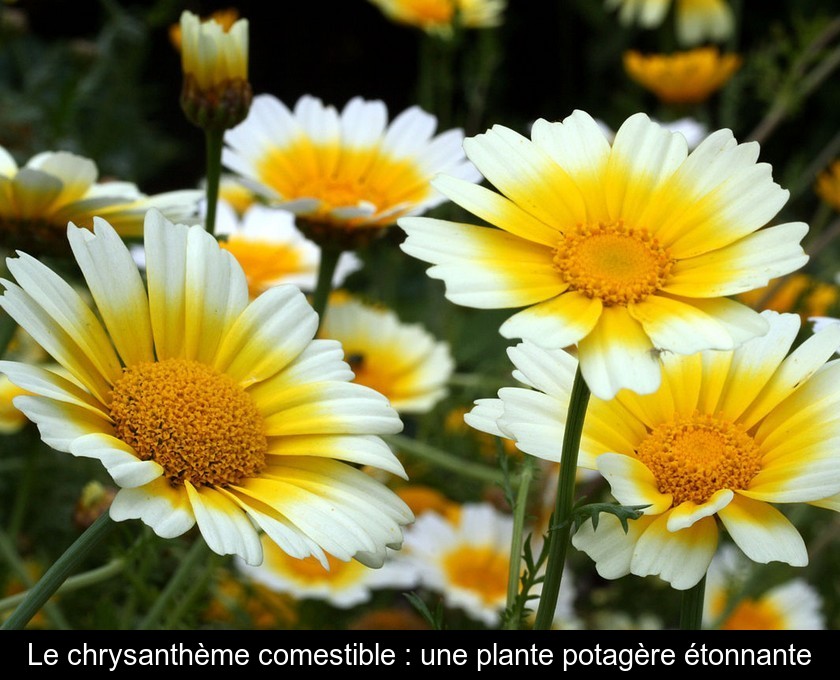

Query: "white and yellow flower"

xmin=400 ymin=111 xmax=807 ymax=399
xmin=0 ymin=210 xmax=412 ymax=567
xmin=367 ymin=0 xmax=506 ymax=36
xmin=0 ymin=146 xmax=200 ymax=255
xmin=223 ymin=94 xmax=480 ymax=247
xmin=318 ymin=293 xmax=454 ymax=413
xmin=237 ymin=534 xmax=418 ymax=609
xmin=469 ymin=311 xmax=840 ymax=589
xmin=606 ymin=0 xmax=735 ymax=46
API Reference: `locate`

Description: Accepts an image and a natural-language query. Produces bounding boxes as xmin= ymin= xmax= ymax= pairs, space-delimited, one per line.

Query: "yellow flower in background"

xmin=0 ymin=146 xmax=200 ymax=255
xmin=214 ymin=202 xmax=362 ymax=297
xmin=318 ymin=293 xmax=455 ymax=413
xmin=217 ymin=174 xmax=259 ymax=217
xmin=469 ymin=312 xmax=840 ymax=589
xmin=396 ymin=484 xmax=462 ymax=522
xmin=624 ymin=48 xmax=741 ymax=104
xmin=367 ymin=0 xmax=506 ymax=35
xmin=169 ymin=8 xmax=241 ymax=50
xmin=0 ymin=211 xmax=412 ymax=567
xmin=177 ymin=10 xmax=252 ymax=130
xmin=400 ymin=111 xmax=807 ymax=399
xmin=236 ymin=534 xmax=418 ymax=609
xmin=223 ymin=93 xmax=480 ymax=249
xmin=606 ymin=0 xmax=734 ymax=46
xmin=815 ymin=160 xmax=840 ymax=212
xmin=704 ymin=546 xmax=825 ymax=629
xmin=737 ymin=273 xmax=839 ymax=322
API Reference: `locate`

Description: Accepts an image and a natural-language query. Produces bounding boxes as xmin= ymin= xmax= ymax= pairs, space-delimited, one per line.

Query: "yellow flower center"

xmin=265 ymin=547 xmax=365 ymax=587
xmin=553 ymin=221 xmax=673 ymax=306
xmin=110 ymin=358 xmax=267 ymax=488
xmin=720 ymin=598 xmax=786 ymax=630
xmin=635 ymin=412 xmax=762 ymax=506
xmin=441 ymin=545 xmax=508 ymax=605
xmin=221 ymin=236 xmax=312 ymax=297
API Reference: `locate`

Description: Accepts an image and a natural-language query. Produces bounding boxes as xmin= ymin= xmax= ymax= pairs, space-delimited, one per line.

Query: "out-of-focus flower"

xmin=0 ymin=146 xmax=200 ymax=256
xmin=400 ymin=111 xmax=807 ymax=400
xmin=318 ymin=293 xmax=455 ymax=413
xmin=815 ymin=160 xmax=840 ymax=212
xmin=203 ymin=569 xmax=299 ymax=629
xmin=73 ymin=480 xmax=116 ymax=530
xmin=606 ymin=0 xmax=735 ymax=46
xmin=217 ymin=174 xmax=259 ymax=217
xmin=737 ymin=273 xmax=838 ymax=322
xmin=704 ymin=545 xmax=825 ymax=629
xmin=624 ymin=48 xmax=742 ymax=104
xmin=223 ymin=94 xmax=480 ymax=250
xmin=0 ymin=211 xmax=412 ymax=567
xmin=396 ymin=484 xmax=461 ymax=522
xmin=236 ymin=534 xmax=418 ymax=609
xmin=402 ymin=503 xmax=512 ymax=626
xmin=469 ymin=312 xmax=840 ymax=590
xmin=215 ymin=202 xmax=362 ymax=297
xmin=349 ymin=607 xmax=431 ymax=630
xmin=177 ymin=10 xmax=251 ymax=131
xmin=367 ymin=0 xmax=505 ymax=36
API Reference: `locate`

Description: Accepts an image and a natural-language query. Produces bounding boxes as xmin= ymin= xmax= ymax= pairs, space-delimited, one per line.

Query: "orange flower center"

xmin=553 ymin=221 xmax=673 ymax=306
xmin=441 ymin=545 xmax=508 ymax=605
xmin=221 ymin=235 xmax=313 ymax=296
xmin=635 ymin=412 xmax=761 ymax=505
xmin=720 ymin=598 xmax=786 ymax=630
xmin=110 ymin=358 xmax=267 ymax=487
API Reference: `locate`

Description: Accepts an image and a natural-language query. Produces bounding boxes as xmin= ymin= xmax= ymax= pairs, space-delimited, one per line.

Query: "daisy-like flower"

xmin=815 ymin=159 xmax=840 ymax=212
xmin=704 ymin=545 xmax=825 ymax=629
xmin=0 ymin=146 xmax=200 ymax=256
xmin=223 ymin=93 xmax=481 ymax=250
xmin=400 ymin=111 xmax=808 ymax=399
xmin=0 ymin=210 xmax=413 ymax=567
xmin=367 ymin=0 xmax=506 ymax=36
xmin=215 ymin=202 xmax=362 ymax=297
xmin=177 ymin=9 xmax=251 ymax=131
xmin=606 ymin=0 xmax=735 ymax=46
xmin=467 ymin=311 xmax=840 ymax=590
xmin=624 ymin=48 xmax=742 ymax=104
xmin=318 ymin=293 xmax=455 ymax=413
xmin=237 ymin=534 xmax=418 ymax=609
xmin=402 ymin=503 xmax=512 ymax=626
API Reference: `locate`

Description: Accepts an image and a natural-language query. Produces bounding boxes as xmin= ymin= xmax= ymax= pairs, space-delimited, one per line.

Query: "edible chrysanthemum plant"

xmin=400 ymin=110 xmax=810 ymax=628
xmin=0 ymin=210 xmax=413 ymax=630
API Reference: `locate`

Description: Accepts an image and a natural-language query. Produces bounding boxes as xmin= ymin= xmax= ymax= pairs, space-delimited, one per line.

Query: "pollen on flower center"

xmin=553 ymin=221 xmax=674 ymax=306
xmin=441 ymin=545 xmax=508 ymax=604
xmin=109 ymin=358 xmax=267 ymax=488
xmin=635 ymin=412 xmax=762 ymax=506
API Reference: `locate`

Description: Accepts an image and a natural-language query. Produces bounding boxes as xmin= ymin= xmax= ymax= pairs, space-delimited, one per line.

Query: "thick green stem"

xmin=1 ymin=512 xmax=116 ymax=630
xmin=204 ymin=129 xmax=224 ymax=237
xmin=503 ymin=455 xmax=536 ymax=630
xmin=385 ymin=433 xmax=507 ymax=486
xmin=680 ymin=574 xmax=707 ymax=630
xmin=311 ymin=245 xmax=342 ymax=327
xmin=138 ymin=538 xmax=209 ymax=630
xmin=533 ymin=366 xmax=590 ymax=630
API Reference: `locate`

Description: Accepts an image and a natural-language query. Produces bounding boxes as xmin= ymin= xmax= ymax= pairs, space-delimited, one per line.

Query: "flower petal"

xmin=70 ymin=433 xmax=162 ymax=488
xmin=109 ymin=477 xmax=196 ymax=538
xmin=499 ymin=291 xmax=602 ymax=349
xmin=186 ymin=482 xmax=263 ymax=565
xmin=718 ymin=494 xmax=807 ymax=566
xmin=598 ymin=453 xmax=673 ymax=514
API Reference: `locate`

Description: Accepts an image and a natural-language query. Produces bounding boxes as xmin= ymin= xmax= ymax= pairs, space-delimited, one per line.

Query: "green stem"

xmin=533 ymin=366 xmax=590 ymax=630
xmin=311 ymin=245 xmax=342 ymax=326
xmin=385 ymin=433 xmax=508 ymax=486
xmin=204 ymin=129 xmax=224 ymax=237
xmin=503 ymin=456 xmax=536 ymax=630
xmin=0 ymin=558 xmax=125 ymax=613
xmin=680 ymin=574 xmax=707 ymax=630
xmin=1 ymin=512 xmax=116 ymax=630
xmin=137 ymin=538 xmax=209 ymax=630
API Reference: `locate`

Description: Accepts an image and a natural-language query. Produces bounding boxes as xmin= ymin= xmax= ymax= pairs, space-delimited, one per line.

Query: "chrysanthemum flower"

xmin=367 ymin=0 xmax=505 ymax=36
xmin=606 ymin=0 xmax=735 ymax=46
xmin=704 ymin=545 xmax=825 ymax=629
xmin=177 ymin=9 xmax=251 ymax=130
xmin=400 ymin=111 xmax=808 ymax=399
xmin=0 ymin=210 xmax=412 ymax=567
xmin=318 ymin=293 xmax=455 ymax=413
xmin=468 ymin=311 xmax=840 ymax=589
xmin=237 ymin=534 xmax=418 ymax=609
xmin=223 ymin=93 xmax=480 ymax=250
xmin=402 ymin=503 xmax=512 ymax=626
xmin=624 ymin=48 xmax=742 ymax=104
xmin=214 ymin=202 xmax=362 ymax=297
xmin=815 ymin=159 xmax=840 ymax=212
xmin=0 ymin=146 xmax=200 ymax=256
